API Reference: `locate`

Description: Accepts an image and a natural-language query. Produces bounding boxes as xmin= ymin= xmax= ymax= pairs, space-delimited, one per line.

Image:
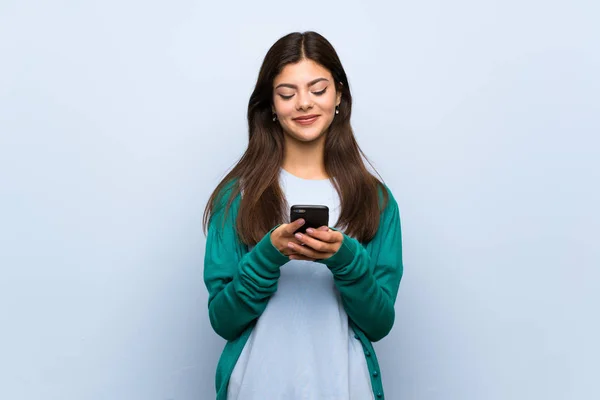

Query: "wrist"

xmin=318 ymin=231 xmax=358 ymax=269
xmin=253 ymin=224 xmax=288 ymax=269
xmin=269 ymin=227 xmax=280 ymax=247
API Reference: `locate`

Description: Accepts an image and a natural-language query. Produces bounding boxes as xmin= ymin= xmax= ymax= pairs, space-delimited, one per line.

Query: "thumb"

xmin=287 ymin=218 xmax=305 ymax=234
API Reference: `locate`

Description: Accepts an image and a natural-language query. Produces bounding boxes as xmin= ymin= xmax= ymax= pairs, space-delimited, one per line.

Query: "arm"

xmin=203 ymin=189 xmax=289 ymax=341
xmin=320 ymin=187 xmax=403 ymax=342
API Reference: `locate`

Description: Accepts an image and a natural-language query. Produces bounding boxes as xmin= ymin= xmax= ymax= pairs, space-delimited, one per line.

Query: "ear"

xmin=336 ymin=91 xmax=342 ymax=107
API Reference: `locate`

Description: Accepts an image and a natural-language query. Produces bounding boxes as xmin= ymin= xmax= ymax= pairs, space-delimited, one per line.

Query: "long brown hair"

xmin=203 ymin=31 xmax=388 ymax=245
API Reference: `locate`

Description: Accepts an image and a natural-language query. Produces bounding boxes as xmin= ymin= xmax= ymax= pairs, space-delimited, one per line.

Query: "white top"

xmin=227 ymin=168 xmax=374 ymax=400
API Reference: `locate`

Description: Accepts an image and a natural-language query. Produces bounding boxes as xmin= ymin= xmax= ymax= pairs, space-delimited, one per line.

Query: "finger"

xmin=286 ymin=218 xmax=305 ymax=234
xmin=304 ymin=227 xmax=340 ymax=244
xmin=275 ymin=238 xmax=302 ymax=255
xmin=290 ymin=235 xmax=333 ymax=255
xmin=281 ymin=243 xmax=305 ymax=256
xmin=289 ymin=238 xmax=304 ymax=247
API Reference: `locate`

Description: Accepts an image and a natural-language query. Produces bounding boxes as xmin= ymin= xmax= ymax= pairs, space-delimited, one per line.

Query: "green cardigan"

xmin=203 ymin=181 xmax=404 ymax=400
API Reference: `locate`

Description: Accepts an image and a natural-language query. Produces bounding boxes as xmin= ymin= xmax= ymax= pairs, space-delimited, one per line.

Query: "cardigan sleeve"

xmin=319 ymin=185 xmax=404 ymax=342
xmin=203 ymin=186 xmax=289 ymax=341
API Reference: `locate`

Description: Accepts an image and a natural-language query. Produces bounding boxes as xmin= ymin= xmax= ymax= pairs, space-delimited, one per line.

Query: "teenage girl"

xmin=203 ymin=31 xmax=404 ymax=400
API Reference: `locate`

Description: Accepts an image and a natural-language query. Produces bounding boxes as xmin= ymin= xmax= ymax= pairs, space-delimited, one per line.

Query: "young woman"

xmin=203 ymin=31 xmax=404 ymax=400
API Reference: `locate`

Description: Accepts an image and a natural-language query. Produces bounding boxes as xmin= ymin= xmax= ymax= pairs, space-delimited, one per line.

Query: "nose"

xmin=295 ymin=91 xmax=313 ymax=111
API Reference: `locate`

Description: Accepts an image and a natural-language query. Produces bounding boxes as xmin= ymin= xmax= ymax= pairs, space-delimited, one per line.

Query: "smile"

xmin=293 ymin=115 xmax=320 ymax=126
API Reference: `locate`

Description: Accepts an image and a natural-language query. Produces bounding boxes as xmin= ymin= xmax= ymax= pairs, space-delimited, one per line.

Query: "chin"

xmin=284 ymin=122 xmax=330 ymax=143
xmin=290 ymin=130 xmax=326 ymax=143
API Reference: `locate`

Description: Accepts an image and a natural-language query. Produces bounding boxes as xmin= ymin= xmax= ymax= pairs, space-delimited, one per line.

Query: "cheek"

xmin=319 ymin=93 xmax=337 ymax=112
xmin=274 ymin=101 xmax=295 ymax=118
xmin=318 ymin=105 xmax=336 ymax=123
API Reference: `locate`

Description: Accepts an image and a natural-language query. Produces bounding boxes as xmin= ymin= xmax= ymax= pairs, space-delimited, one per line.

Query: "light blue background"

xmin=1 ymin=1 xmax=598 ymax=399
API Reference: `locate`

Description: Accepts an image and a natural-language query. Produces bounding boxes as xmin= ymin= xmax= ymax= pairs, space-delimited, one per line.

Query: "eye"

xmin=278 ymin=87 xmax=326 ymax=100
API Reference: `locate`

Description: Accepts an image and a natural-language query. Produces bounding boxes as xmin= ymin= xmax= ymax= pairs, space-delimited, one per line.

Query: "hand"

xmin=270 ymin=218 xmax=308 ymax=257
xmin=287 ymin=226 xmax=344 ymax=261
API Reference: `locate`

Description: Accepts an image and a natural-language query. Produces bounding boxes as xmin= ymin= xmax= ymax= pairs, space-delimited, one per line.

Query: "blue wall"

xmin=1 ymin=1 xmax=598 ymax=399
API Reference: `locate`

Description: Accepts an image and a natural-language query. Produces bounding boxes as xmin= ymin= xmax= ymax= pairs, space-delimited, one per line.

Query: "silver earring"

xmin=335 ymin=106 xmax=339 ymax=115
xmin=272 ymin=113 xmax=277 ymax=121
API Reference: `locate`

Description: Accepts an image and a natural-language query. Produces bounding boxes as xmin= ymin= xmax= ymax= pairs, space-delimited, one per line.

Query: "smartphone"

xmin=290 ymin=205 xmax=329 ymax=234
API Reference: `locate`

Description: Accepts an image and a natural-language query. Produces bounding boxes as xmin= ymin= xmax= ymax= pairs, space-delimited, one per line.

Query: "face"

xmin=271 ymin=59 xmax=342 ymax=144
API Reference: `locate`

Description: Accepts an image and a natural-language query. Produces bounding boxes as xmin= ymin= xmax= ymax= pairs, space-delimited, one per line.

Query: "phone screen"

xmin=290 ymin=205 xmax=329 ymax=234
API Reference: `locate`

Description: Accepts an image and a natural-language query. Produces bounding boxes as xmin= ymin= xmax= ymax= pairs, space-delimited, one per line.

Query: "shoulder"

xmin=376 ymin=181 xmax=399 ymax=214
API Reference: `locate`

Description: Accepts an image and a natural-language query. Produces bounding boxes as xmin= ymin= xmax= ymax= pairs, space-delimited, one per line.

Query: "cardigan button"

xmin=354 ymin=334 xmax=359 ymax=339
xmin=377 ymin=392 xmax=382 ymax=398
xmin=365 ymin=350 xmax=371 ymax=356
xmin=372 ymin=371 xmax=379 ymax=377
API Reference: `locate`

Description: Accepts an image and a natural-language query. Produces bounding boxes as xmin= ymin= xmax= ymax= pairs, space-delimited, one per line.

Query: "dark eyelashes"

xmin=279 ymin=88 xmax=327 ymax=100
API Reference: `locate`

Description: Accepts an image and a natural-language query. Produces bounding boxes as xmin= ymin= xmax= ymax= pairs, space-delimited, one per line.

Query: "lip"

xmin=293 ymin=115 xmax=320 ymax=125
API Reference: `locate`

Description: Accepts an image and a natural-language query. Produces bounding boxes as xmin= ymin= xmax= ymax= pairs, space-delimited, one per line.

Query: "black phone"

xmin=290 ymin=205 xmax=329 ymax=234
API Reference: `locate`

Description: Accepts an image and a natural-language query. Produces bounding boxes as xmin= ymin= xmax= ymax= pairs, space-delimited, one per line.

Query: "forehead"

xmin=274 ymin=59 xmax=333 ymax=85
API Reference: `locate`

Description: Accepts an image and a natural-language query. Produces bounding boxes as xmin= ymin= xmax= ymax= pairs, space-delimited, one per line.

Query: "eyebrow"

xmin=275 ymin=77 xmax=329 ymax=90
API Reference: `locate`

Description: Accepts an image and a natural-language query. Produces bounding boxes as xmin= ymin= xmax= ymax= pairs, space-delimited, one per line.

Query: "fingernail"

xmin=297 ymin=219 xmax=305 ymax=225
xmin=287 ymin=242 xmax=294 ymax=248
xmin=295 ymin=233 xmax=303 ymax=239
xmin=306 ymin=228 xmax=314 ymax=234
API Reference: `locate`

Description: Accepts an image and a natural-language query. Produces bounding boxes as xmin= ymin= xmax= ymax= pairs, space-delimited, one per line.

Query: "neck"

xmin=282 ymin=135 xmax=328 ymax=180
